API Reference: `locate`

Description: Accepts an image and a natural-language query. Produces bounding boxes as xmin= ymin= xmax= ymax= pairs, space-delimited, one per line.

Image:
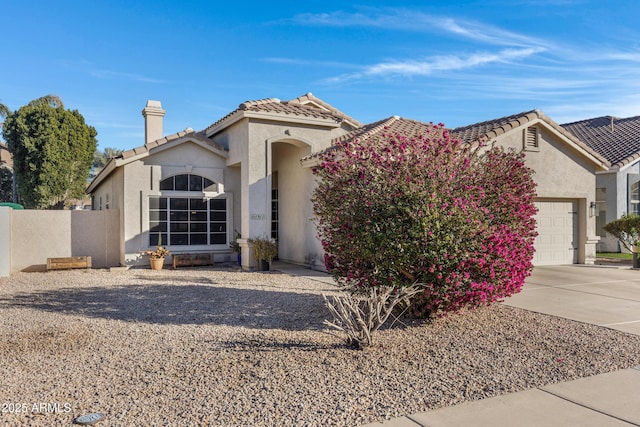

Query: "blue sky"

xmin=1 ymin=0 xmax=639 ymax=151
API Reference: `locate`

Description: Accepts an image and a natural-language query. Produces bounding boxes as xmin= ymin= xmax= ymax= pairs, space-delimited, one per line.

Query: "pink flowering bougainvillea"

xmin=311 ymin=124 xmax=537 ymax=317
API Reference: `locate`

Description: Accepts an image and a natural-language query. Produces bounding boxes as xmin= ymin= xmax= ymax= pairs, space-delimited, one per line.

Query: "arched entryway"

xmin=269 ymin=138 xmax=322 ymax=266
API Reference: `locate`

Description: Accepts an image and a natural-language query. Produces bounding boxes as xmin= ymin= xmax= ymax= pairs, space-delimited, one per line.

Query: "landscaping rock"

xmin=0 ymin=268 xmax=639 ymax=426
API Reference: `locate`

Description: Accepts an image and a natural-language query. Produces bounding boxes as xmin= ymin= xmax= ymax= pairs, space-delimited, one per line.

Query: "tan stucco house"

xmin=87 ymin=94 xmax=361 ymax=269
xmin=87 ymin=96 xmax=609 ymax=269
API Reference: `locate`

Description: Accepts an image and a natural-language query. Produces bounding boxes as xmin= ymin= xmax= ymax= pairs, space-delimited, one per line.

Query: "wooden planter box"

xmin=172 ymin=253 xmax=213 ymax=269
xmin=47 ymin=256 xmax=92 ymax=271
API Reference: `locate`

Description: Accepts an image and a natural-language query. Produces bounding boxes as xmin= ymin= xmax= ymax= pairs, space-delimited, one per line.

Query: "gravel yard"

xmin=1 ymin=267 xmax=640 ymax=426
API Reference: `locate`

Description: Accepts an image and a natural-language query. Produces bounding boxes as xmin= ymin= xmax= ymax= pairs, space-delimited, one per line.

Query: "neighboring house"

xmin=562 ymin=115 xmax=640 ymax=252
xmin=0 ymin=142 xmax=17 ymax=203
xmin=0 ymin=142 xmax=12 ymax=169
xmin=87 ymin=97 xmax=609 ymax=268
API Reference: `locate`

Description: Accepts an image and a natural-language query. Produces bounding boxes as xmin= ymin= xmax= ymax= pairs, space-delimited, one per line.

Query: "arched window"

xmin=149 ymin=174 xmax=227 ymax=247
xmin=160 ymin=174 xmax=215 ymax=192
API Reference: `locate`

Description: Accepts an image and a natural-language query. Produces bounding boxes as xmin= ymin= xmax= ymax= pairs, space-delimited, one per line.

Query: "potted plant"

xmin=249 ymin=236 xmax=277 ymax=271
xmin=143 ymin=237 xmax=170 ymax=270
xmin=230 ymin=230 xmax=242 ymax=266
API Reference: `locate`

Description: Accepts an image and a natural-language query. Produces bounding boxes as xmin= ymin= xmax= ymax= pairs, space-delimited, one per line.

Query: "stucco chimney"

xmin=142 ymin=100 xmax=166 ymax=144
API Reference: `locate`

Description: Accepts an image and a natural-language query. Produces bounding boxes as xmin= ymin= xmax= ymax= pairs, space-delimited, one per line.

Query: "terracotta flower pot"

xmin=150 ymin=257 xmax=165 ymax=270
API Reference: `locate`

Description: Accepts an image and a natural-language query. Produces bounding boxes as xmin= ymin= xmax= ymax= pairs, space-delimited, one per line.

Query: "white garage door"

xmin=533 ymin=200 xmax=578 ymax=265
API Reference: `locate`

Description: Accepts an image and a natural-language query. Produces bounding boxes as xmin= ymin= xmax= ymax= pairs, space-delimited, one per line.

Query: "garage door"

xmin=533 ymin=200 xmax=578 ymax=265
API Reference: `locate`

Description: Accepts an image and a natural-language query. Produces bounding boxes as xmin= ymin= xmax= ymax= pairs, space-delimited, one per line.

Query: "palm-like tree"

xmin=93 ymin=147 xmax=123 ymax=170
xmin=0 ymin=102 xmax=9 ymax=120
xmin=27 ymin=94 xmax=63 ymax=109
xmin=1 ymin=94 xmax=62 ymax=124
xmin=0 ymin=101 xmax=9 ymax=132
xmin=1 ymin=101 xmax=10 ymax=159
xmin=91 ymin=147 xmax=123 ymax=179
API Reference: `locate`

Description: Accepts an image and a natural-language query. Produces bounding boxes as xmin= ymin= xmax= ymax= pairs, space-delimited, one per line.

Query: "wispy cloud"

xmin=286 ymin=6 xmax=640 ymax=123
xmin=600 ymin=51 xmax=640 ymax=62
xmin=324 ymin=47 xmax=545 ymax=83
xmin=288 ymin=8 xmax=551 ymax=83
xmin=544 ymin=95 xmax=640 ymax=123
xmin=291 ymin=8 xmax=549 ymax=48
xmin=90 ymin=69 xmax=166 ymax=84
xmin=262 ymin=57 xmax=359 ymax=69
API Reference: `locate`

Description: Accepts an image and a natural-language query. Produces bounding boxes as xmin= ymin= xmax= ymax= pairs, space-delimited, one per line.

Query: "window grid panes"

xmin=631 ymin=182 xmax=640 ymax=215
xmin=595 ymin=187 xmax=607 ymax=238
xmin=160 ymin=174 xmax=215 ymax=192
xmin=149 ymin=196 xmax=227 ymax=246
xmin=271 ymin=188 xmax=279 ymax=240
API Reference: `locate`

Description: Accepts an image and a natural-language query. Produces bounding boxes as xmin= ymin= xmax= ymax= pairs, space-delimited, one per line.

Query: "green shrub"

xmin=603 ymin=214 xmax=640 ymax=252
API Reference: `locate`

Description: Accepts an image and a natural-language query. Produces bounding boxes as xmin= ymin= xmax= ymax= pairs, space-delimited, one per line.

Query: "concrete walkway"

xmin=274 ymin=263 xmax=640 ymax=427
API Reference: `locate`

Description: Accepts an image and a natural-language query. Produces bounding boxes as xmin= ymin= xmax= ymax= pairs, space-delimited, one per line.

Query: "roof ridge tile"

xmin=239 ymin=98 xmax=281 ymax=110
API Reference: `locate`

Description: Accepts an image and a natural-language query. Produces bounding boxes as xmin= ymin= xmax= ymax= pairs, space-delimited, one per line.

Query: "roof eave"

xmin=206 ymin=110 xmax=342 ymax=137
xmin=616 ymin=154 xmax=640 ymax=171
xmin=86 ymin=135 xmax=229 ymax=194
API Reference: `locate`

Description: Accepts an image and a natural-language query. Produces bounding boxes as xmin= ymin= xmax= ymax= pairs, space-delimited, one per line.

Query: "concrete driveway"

xmin=505 ymin=265 xmax=640 ymax=335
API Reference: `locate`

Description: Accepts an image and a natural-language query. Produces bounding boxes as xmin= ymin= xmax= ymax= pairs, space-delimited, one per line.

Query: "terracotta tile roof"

xmin=87 ymin=128 xmax=227 ymax=194
xmin=302 ymin=116 xmax=436 ymax=162
xmin=451 ymin=109 xmax=609 ymax=168
xmin=304 ymin=110 xmax=610 ymax=170
xmin=451 ymin=110 xmax=542 ymax=144
xmin=561 ymin=115 xmax=640 ymax=168
xmin=288 ymin=93 xmax=362 ymax=128
xmin=120 ymin=129 xmax=225 ymax=160
xmin=205 ymin=93 xmax=361 ymax=134
xmin=332 ymin=116 xmax=434 ymax=144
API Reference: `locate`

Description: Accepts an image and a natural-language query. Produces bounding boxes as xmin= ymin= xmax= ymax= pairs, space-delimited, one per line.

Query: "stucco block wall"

xmin=91 ymin=166 xmax=125 ymax=263
xmin=0 ymin=207 xmax=11 ymax=277
xmin=9 ymin=209 xmax=120 ymax=272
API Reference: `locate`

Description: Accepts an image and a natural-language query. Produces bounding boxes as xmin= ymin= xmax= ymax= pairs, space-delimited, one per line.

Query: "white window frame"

xmin=142 ymin=174 xmax=233 ymax=252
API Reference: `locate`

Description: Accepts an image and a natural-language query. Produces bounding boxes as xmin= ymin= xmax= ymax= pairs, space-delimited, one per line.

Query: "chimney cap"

xmin=142 ymin=100 xmax=165 ymax=117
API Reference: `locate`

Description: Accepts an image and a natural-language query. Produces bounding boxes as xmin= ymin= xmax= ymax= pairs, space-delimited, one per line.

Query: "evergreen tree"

xmin=2 ymin=95 xmax=97 ymax=209
xmin=0 ymin=101 xmax=14 ymax=202
xmin=0 ymin=167 xmax=12 ymax=202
